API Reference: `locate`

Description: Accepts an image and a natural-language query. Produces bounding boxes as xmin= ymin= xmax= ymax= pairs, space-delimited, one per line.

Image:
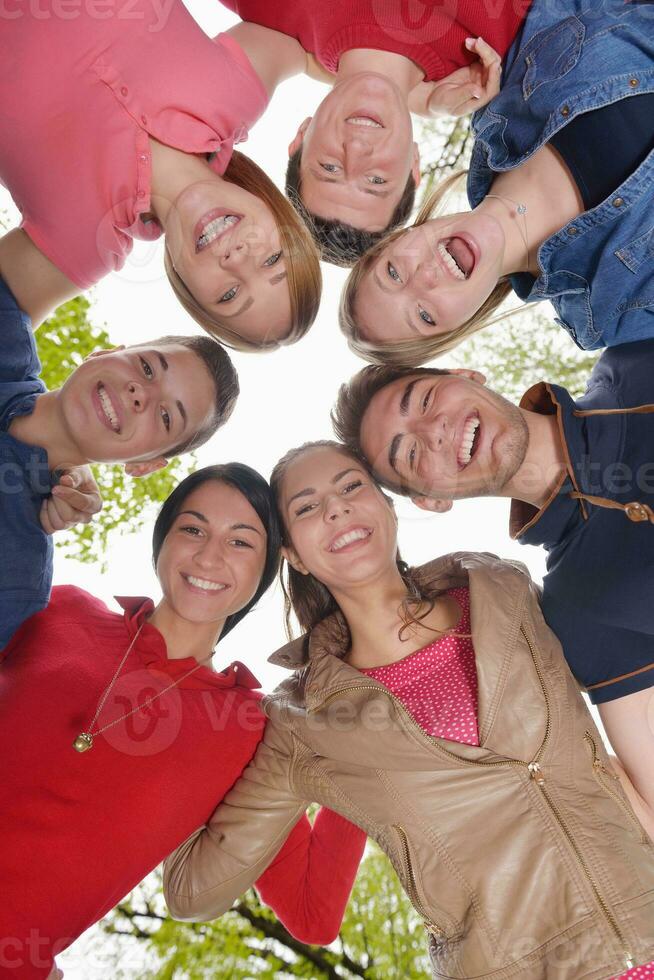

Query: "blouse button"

xmin=560 ymin=104 xmax=570 ymax=117
xmin=137 ymin=189 xmax=146 ymax=199
xmin=141 ymin=114 xmax=148 ymax=126
xmin=629 ymin=77 xmax=639 ymax=88
xmin=120 ymin=86 xmax=128 ymax=97
xmin=612 ymin=197 xmax=624 ymax=208
xmin=139 ymin=153 xmax=148 ymax=163
xmin=625 ymin=502 xmax=651 ymax=523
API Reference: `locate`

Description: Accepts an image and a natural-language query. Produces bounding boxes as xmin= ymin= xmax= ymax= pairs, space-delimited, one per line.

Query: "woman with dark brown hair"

xmin=164 ymin=441 xmax=654 ymax=980
xmin=0 ymin=0 xmax=321 ymax=352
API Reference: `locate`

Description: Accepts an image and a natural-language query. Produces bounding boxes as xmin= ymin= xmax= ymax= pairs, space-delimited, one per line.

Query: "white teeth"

xmin=186 ymin=575 xmax=227 ymax=592
xmin=197 ymin=215 xmax=240 ymax=249
xmin=437 ymin=241 xmax=466 ymax=281
xmin=457 ymin=417 xmax=480 ymax=468
xmin=346 ymin=116 xmax=382 ymax=128
xmin=98 ymin=384 xmax=120 ymax=432
xmin=330 ymin=528 xmax=371 ymax=552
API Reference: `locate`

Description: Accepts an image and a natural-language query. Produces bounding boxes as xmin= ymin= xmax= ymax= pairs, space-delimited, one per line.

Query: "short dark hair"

xmin=285 ymin=147 xmax=416 ymax=268
xmin=152 ymin=463 xmax=281 ymax=638
xmin=331 ymin=364 xmax=450 ymax=495
xmin=132 ymin=334 xmax=239 ymax=457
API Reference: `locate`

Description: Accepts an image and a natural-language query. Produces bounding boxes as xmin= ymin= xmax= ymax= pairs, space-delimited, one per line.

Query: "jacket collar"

xmin=269 ymin=553 xmax=532 ymax=754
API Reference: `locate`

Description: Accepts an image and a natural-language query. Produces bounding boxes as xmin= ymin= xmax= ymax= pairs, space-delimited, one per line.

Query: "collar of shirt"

xmin=509 ymin=381 xmax=592 ymax=546
xmin=113 ymin=595 xmax=261 ymax=691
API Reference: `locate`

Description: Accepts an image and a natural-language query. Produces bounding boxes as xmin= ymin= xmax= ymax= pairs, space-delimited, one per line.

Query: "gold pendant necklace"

xmin=73 ymin=624 xmax=210 ymax=753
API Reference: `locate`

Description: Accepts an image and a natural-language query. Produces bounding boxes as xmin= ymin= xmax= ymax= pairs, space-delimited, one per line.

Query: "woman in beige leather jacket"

xmin=164 ymin=441 xmax=654 ymax=979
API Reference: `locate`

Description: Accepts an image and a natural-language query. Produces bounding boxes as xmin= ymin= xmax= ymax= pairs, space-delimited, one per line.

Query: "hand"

xmin=40 ymin=465 xmax=103 ymax=535
xmin=410 ymin=37 xmax=502 ymax=119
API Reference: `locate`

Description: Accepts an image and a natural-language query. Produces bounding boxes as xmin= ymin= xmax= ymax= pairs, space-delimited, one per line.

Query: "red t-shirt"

xmin=220 ymin=0 xmax=531 ymax=81
xmin=0 ymin=587 xmax=365 ymax=978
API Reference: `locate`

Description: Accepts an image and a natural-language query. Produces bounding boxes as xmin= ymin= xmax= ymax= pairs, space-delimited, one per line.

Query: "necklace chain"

xmin=485 ymin=193 xmax=530 ymax=267
xmin=74 ymin=623 xmax=212 ymax=752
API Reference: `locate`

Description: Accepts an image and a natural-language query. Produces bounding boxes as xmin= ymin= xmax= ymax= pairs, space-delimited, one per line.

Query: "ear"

xmin=447 ymin=367 xmax=487 ymax=386
xmin=411 ymin=142 xmax=421 ymax=188
xmin=124 ymin=456 xmax=168 ymax=478
xmin=86 ymin=345 xmax=125 ymax=361
xmin=281 ymin=544 xmax=309 ymax=576
xmin=288 ymin=117 xmax=312 ymax=157
xmin=411 ymin=495 xmax=453 ymax=514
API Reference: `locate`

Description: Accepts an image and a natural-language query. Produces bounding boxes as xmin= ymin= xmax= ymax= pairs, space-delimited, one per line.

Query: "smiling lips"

xmin=457 ymin=414 xmax=481 ymax=470
xmin=97 ymin=383 xmax=121 ymax=434
xmin=328 ymin=526 xmax=373 ymax=553
xmin=436 ymin=237 xmax=476 ymax=280
xmin=195 ymin=210 xmax=242 ymax=253
xmin=346 ymin=113 xmax=383 ymax=129
xmin=183 ymin=574 xmax=228 ymax=593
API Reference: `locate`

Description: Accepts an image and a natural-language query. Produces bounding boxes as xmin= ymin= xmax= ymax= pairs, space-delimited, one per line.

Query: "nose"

xmin=193 ymin=536 xmax=227 ymax=571
xmin=324 ymin=492 xmax=352 ymax=523
xmin=343 ymin=134 xmax=374 ymax=170
xmin=418 ymin=413 xmax=452 ymax=454
xmin=413 ymin=258 xmax=438 ymax=291
xmin=220 ymin=240 xmax=248 ymax=269
xmin=127 ymin=381 xmax=149 ymax=413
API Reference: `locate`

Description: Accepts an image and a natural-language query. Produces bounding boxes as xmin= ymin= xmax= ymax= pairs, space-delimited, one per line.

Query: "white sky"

xmin=3 ymin=1 xmax=607 ymax=974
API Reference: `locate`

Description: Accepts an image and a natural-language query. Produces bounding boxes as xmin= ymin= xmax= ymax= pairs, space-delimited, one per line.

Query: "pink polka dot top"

xmin=360 ymin=587 xmax=479 ymax=747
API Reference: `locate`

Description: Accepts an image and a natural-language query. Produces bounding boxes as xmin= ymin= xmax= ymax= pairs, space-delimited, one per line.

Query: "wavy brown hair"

xmin=270 ymin=440 xmax=447 ymax=642
xmin=164 ymin=151 xmax=322 ymax=353
xmin=339 ymin=170 xmax=514 ymax=366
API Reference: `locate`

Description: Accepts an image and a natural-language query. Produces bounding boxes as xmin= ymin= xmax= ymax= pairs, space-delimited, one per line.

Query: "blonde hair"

xmin=164 ymin=151 xmax=322 ymax=353
xmin=339 ymin=171 xmax=513 ymax=367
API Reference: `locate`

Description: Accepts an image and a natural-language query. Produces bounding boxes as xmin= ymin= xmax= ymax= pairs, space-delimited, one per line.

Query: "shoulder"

xmin=415 ymin=551 xmax=532 ymax=590
xmin=0 ymin=278 xmax=42 ymax=390
xmin=581 ymin=340 xmax=654 ymax=409
xmin=47 ymin=585 xmax=114 ymax=622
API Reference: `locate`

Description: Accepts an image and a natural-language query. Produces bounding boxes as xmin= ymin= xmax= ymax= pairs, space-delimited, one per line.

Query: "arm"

xmin=408 ymin=37 xmax=502 ymax=119
xmin=225 ymin=22 xmax=307 ymax=96
xmin=0 ymin=229 xmax=78 ymax=329
xmin=255 ymin=807 xmax=366 ymax=945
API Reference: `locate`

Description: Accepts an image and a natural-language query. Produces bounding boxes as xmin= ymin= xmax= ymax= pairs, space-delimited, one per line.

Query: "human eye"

xmin=180 ymin=524 xmax=202 ymax=536
xmin=418 ymin=306 xmax=436 ymax=326
xmin=161 ymin=407 xmax=171 ymax=432
xmin=367 ymin=175 xmax=386 ymax=185
xmin=218 ymin=285 xmax=239 ymax=304
xmin=295 ymin=501 xmax=316 ymax=517
xmin=408 ymin=443 xmax=417 ymax=472
xmin=140 ymin=356 xmax=154 ymax=379
xmin=387 ymin=262 xmax=402 ymax=283
xmin=343 ymin=480 xmax=363 ymax=494
xmin=230 ymin=538 xmax=254 ymax=549
xmin=320 ymin=162 xmax=339 ymax=173
xmin=264 ymin=251 xmax=282 ymax=267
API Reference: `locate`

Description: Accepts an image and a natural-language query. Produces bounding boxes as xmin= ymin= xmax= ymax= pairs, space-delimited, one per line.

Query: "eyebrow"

xmin=156 ymin=352 xmax=168 ymax=371
xmin=176 ymin=511 xmax=261 ymax=535
xmin=270 ymin=271 xmax=287 ymax=286
xmin=286 ymin=467 xmax=363 ymax=507
xmin=176 ymin=400 xmax=187 ymax=431
xmin=221 ymin=296 xmax=255 ymax=319
xmin=400 ymin=379 xmax=418 ymax=415
xmin=389 ymin=433 xmax=403 ymax=475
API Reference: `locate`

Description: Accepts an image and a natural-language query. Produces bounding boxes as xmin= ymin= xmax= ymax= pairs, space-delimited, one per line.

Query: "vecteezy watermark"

xmin=0 ymin=0 xmax=175 ymax=31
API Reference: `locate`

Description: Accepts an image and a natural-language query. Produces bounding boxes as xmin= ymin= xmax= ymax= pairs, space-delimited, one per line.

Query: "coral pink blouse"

xmin=0 ymin=1 xmax=268 ymax=288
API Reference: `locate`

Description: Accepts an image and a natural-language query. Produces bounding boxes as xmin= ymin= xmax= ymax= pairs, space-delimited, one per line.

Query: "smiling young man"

xmin=219 ymin=0 xmax=527 ymax=264
xmin=0 ymin=274 xmax=238 ymax=650
xmin=333 ymin=341 xmax=654 ymax=838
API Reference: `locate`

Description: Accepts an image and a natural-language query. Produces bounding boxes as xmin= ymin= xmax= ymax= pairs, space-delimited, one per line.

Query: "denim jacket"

xmin=467 ymin=0 xmax=654 ymax=351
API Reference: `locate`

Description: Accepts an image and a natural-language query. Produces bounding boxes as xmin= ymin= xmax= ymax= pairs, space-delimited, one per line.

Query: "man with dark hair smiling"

xmin=333 ymin=339 xmax=654 ymax=839
xmin=0 ymin=273 xmax=238 ymax=649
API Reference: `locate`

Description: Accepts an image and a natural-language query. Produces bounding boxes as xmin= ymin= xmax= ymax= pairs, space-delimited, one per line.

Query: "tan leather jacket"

xmin=164 ymin=553 xmax=654 ymax=979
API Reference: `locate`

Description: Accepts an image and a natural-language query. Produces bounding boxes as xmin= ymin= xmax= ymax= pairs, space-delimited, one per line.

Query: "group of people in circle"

xmin=1 ymin=0 xmax=653 ymax=978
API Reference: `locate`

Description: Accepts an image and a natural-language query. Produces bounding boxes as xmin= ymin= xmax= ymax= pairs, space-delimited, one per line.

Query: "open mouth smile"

xmin=95 ymin=382 xmax=121 ymax=434
xmin=436 ymin=237 xmax=476 ymax=281
xmin=195 ymin=211 xmax=242 ymax=253
xmin=183 ymin=573 xmax=229 ymax=593
xmin=457 ymin=414 xmax=481 ymax=470
xmin=328 ymin=526 xmax=373 ymax=553
xmin=346 ymin=113 xmax=383 ymax=129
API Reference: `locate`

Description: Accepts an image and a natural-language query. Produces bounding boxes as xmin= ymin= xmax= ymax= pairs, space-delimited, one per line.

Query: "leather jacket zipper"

xmin=310 ymin=627 xmax=634 ymax=970
xmin=393 ymin=824 xmax=446 ymax=937
xmin=584 ymin=730 xmax=650 ymax=847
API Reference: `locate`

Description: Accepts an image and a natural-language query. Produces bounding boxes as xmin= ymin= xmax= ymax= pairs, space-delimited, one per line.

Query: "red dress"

xmin=360 ymin=587 xmax=653 ymax=980
xmin=0 ymin=586 xmax=366 ymax=978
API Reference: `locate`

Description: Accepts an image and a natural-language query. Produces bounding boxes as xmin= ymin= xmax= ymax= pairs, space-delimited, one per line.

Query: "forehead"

xmin=282 ymin=448 xmax=360 ymax=498
xmin=180 ymin=481 xmax=265 ymax=532
xmin=300 ymin=177 xmax=398 ymax=234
